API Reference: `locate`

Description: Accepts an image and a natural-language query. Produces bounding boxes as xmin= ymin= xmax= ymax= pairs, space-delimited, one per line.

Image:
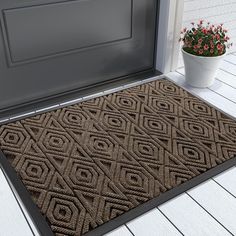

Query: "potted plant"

xmin=179 ymin=20 xmax=232 ymax=88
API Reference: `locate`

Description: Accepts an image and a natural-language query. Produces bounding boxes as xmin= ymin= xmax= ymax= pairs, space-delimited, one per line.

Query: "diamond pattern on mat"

xmin=0 ymin=79 xmax=236 ymax=236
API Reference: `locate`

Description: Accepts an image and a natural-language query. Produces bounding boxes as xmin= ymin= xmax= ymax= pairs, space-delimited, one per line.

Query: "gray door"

xmin=0 ymin=0 xmax=157 ymax=110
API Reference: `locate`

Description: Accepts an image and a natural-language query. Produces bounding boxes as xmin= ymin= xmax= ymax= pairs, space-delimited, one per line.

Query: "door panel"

xmin=4 ymin=0 xmax=132 ymax=62
xmin=0 ymin=0 xmax=157 ymax=110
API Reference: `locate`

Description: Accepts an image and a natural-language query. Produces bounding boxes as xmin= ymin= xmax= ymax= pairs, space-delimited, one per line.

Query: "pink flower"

xmin=210 ymin=49 xmax=214 ymax=54
xmin=204 ymin=44 xmax=209 ymax=50
xmin=199 ymin=49 xmax=204 ymax=55
xmin=217 ymin=44 xmax=222 ymax=50
xmin=198 ymin=38 xmax=203 ymax=44
xmin=215 ymin=34 xmax=220 ymax=40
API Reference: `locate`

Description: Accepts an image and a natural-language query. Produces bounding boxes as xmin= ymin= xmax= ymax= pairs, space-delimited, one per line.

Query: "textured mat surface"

xmin=0 ymin=78 xmax=236 ymax=235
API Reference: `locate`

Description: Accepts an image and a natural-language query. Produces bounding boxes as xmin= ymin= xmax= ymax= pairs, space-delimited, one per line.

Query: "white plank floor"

xmin=0 ymin=168 xmax=36 ymax=236
xmin=1 ymin=53 xmax=236 ymax=236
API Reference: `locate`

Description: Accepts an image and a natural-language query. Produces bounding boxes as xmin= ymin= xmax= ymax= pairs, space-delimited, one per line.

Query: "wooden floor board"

xmin=4 ymin=171 xmax=40 ymax=236
xmin=188 ymin=180 xmax=236 ymax=235
xmin=0 ymin=168 xmax=34 ymax=236
xmin=127 ymin=209 xmax=183 ymax=236
xmin=221 ymin=60 xmax=236 ymax=76
xmin=208 ymin=79 xmax=236 ymax=103
xmin=224 ymin=54 xmax=236 ymax=65
xmin=159 ymin=193 xmax=231 ymax=236
xmin=216 ymin=70 xmax=236 ymax=89
xmin=214 ymin=167 xmax=236 ymax=198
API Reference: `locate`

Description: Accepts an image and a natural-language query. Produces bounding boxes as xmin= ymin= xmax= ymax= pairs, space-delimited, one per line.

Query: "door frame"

xmin=155 ymin=0 xmax=184 ymax=73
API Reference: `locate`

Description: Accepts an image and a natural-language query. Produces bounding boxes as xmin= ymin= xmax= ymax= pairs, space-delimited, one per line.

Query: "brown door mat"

xmin=0 ymin=78 xmax=236 ymax=236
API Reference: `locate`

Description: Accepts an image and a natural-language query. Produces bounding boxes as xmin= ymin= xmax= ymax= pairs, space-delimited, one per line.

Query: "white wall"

xmin=178 ymin=0 xmax=236 ymax=67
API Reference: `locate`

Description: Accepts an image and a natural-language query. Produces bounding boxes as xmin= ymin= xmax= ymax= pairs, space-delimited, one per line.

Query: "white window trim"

xmin=155 ymin=0 xmax=184 ymax=73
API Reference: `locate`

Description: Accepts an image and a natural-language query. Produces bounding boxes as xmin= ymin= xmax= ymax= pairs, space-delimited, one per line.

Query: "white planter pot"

xmin=182 ymin=48 xmax=225 ymax=88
